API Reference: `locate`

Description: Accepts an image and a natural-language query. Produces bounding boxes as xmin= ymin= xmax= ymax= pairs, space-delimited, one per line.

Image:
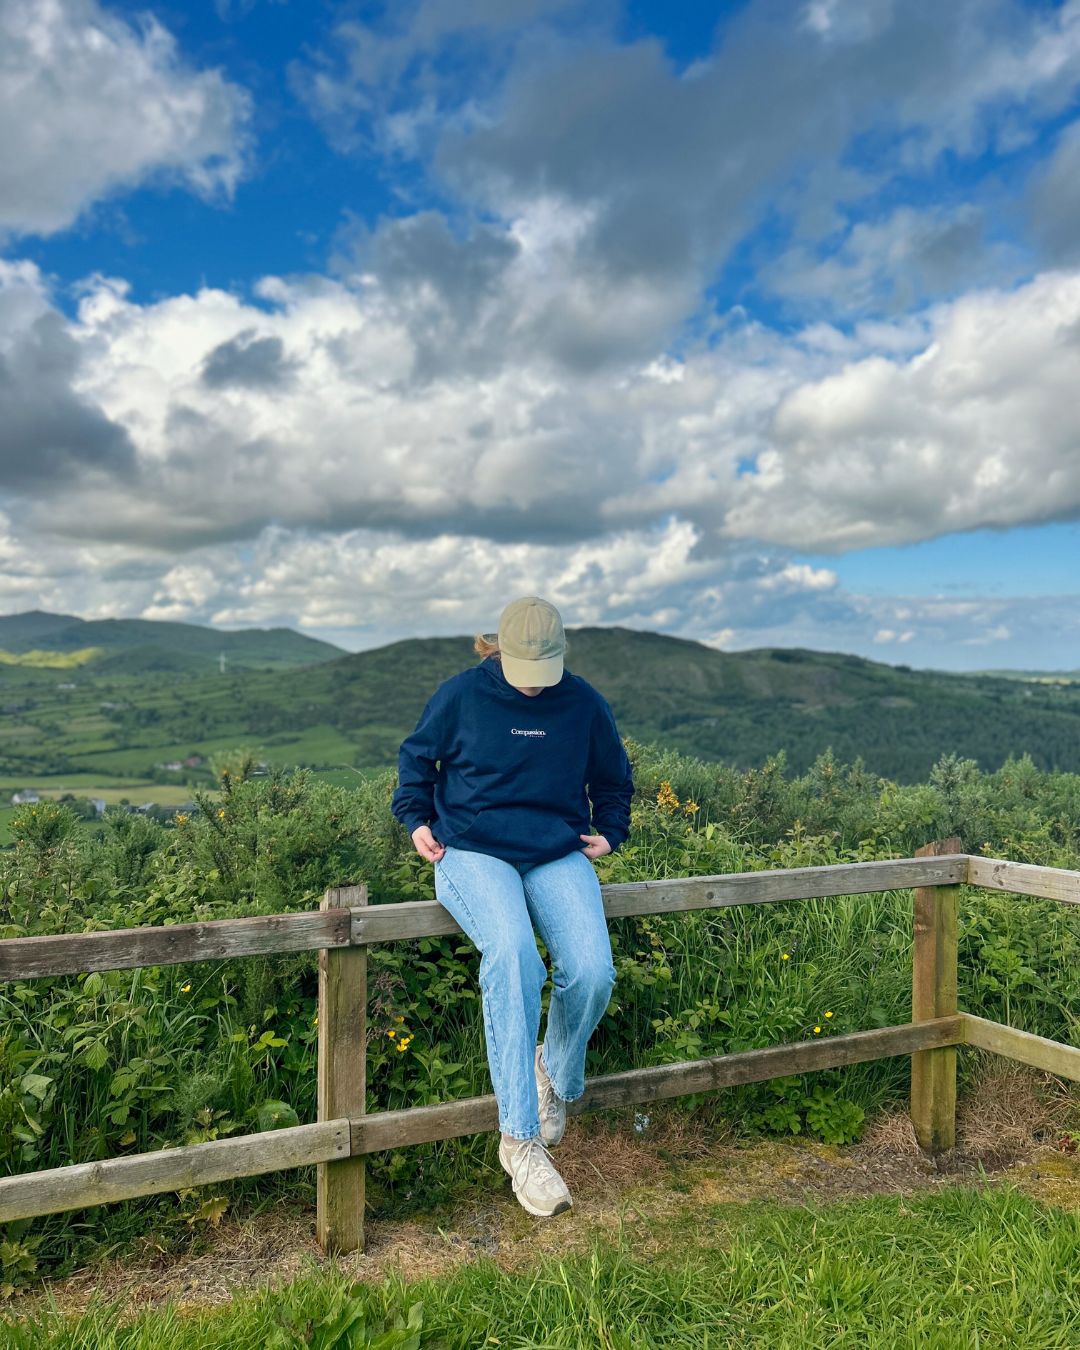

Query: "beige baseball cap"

xmin=497 ymin=596 xmax=566 ymax=688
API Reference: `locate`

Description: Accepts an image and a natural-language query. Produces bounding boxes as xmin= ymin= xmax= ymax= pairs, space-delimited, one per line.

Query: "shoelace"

xmin=519 ymin=1138 xmax=558 ymax=1186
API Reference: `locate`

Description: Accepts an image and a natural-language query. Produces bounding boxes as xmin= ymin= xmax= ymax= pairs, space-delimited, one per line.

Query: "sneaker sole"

xmin=514 ymin=1190 xmax=573 ymax=1219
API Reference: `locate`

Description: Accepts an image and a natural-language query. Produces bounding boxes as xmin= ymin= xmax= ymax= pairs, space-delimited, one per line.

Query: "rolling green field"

xmin=1 ymin=625 xmax=1078 ymax=797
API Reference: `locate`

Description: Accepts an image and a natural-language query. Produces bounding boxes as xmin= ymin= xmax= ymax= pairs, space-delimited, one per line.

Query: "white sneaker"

xmin=535 ymin=1045 xmax=566 ymax=1148
xmin=499 ymin=1134 xmax=573 ymax=1217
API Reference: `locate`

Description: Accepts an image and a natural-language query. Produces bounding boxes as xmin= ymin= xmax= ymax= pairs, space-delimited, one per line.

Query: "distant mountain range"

xmin=235 ymin=627 xmax=1080 ymax=781
xmin=0 ymin=611 xmax=343 ymax=673
xmin=0 ymin=617 xmax=1075 ymax=785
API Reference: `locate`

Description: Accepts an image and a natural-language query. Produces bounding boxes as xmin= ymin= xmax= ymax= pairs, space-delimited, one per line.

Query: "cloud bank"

xmin=0 ymin=0 xmax=1076 ymax=669
xmin=2 ymin=254 xmax=1074 ymax=555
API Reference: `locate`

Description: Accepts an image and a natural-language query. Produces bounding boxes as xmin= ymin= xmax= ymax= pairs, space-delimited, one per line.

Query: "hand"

xmin=412 ymin=825 xmax=445 ymax=863
xmin=580 ymin=833 xmax=611 ymax=860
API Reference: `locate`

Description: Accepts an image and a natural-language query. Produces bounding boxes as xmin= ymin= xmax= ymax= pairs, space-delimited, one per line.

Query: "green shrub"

xmin=0 ymin=744 xmax=1077 ymax=1272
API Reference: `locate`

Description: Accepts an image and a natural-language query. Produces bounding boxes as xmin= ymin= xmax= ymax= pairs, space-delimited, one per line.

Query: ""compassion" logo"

xmin=511 ymin=728 xmax=546 ymax=737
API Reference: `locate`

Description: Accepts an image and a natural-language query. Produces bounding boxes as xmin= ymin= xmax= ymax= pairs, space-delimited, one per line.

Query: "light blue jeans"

xmin=434 ymin=846 xmax=616 ymax=1140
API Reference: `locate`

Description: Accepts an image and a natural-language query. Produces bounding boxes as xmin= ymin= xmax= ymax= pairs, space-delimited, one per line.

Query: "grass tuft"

xmin=6 ymin=1186 xmax=1080 ymax=1348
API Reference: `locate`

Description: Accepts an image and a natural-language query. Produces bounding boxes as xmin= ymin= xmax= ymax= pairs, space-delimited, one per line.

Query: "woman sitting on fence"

xmin=391 ymin=597 xmax=633 ymax=1217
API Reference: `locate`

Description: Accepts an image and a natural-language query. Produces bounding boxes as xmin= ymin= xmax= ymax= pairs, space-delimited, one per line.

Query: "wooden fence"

xmin=1 ymin=840 xmax=1078 ymax=1254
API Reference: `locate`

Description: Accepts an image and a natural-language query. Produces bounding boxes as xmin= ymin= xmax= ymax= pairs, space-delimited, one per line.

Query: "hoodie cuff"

xmin=399 ymin=812 xmax=432 ymax=837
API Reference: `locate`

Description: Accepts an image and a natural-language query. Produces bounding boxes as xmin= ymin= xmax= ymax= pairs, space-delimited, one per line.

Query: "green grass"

xmin=6 ymin=1186 xmax=1080 ymax=1347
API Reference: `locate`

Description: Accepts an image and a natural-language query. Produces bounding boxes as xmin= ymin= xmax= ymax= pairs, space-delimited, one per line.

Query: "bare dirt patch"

xmin=28 ymin=1065 xmax=1080 ymax=1320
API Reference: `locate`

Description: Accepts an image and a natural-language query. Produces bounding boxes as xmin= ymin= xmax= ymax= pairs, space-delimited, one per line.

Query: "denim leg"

xmin=434 ymin=847 xmax=546 ymax=1139
xmin=522 ymin=849 xmax=616 ymax=1103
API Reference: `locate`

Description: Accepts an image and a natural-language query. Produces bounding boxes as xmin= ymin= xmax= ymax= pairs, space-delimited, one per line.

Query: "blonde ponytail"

xmin=474 ymin=633 xmax=501 ymax=660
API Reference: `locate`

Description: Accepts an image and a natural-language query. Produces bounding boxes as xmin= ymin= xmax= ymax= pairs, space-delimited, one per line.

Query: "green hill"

xmin=0 ymin=611 xmax=84 ymax=646
xmin=1 ymin=627 xmax=1076 ymax=788
xmin=0 ymin=611 xmax=343 ymax=672
xmin=243 ymin=628 xmax=1078 ymax=782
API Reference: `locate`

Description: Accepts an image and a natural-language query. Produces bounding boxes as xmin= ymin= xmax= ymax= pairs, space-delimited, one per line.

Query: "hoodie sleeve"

xmin=391 ymin=686 xmax=451 ymax=836
xmin=586 ymin=697 xmax=634 ymax=850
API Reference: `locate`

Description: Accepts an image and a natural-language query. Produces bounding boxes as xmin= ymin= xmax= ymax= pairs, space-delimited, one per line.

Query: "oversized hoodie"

xmin=391 ymin=656 xmax=634 ymax=871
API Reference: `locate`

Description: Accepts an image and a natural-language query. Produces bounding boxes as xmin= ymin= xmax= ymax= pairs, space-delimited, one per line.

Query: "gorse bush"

xmin=0 ymin=746 xmax=1077 ymax=1274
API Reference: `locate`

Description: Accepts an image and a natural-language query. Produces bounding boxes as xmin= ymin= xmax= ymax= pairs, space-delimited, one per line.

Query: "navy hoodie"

xmin=391 ymin=657 xmax=634 ymax=871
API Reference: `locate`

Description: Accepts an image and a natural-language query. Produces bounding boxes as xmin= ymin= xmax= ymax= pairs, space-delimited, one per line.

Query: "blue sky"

xmin=801 ymin=523 xmax=1080 ymax=599
xmin=0 ymin=0 xmax=1077 ymax=669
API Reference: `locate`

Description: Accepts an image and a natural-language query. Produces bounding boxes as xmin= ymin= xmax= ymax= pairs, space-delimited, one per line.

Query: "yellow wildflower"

xmin=388 ymin=1029 xmax=396 ymax=1038
xmin=181 ymin=984 xmax=191 ymax=993
xmin=218 ymin=809 xmax=225 ymax=818
xmin=825 ymin=1011 xmax=833 ymax=1018
xmin=813 ymin=1026 xmax=821 ymax=1034
xmin=782 ymin=954 xmax=790 ymax=961
xmin=655 ymin=781 xmax=679 ymax=813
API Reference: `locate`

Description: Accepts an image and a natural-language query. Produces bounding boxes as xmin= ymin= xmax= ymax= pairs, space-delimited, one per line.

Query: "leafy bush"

xmin=0 ymin=745 xmax=1077 ymax=1271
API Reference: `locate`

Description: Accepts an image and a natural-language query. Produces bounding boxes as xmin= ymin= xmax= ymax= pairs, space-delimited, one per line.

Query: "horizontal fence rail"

xmin=349 ymin=856 xmax=971 ymax=945
xmin=0 ymin=1017 xmax=965 ymax=1224
xmin=0 ymin=909 xmax=354 ymax=982
xmin=1 ymin=850 xmax=1078 ymax=1248
xmin=966 ymin=856 xmax=1080 ymax=906
xmin=962 ymin=1013 xmax=1080 ymax=1082
xmin=0 ymin=1120 xmax=351 ymax=1224
xmin=2 ymin=852 xmax=1057 ymax=982
xmin=347 ymin=1017 xmax=967 ymax=1156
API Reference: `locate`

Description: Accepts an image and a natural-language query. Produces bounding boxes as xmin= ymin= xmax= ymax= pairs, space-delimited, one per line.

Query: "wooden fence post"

xmin=317 ymin=884 xmax=368 ymax=1254
xmin=910 ymin=838 xmax=962 ymax=1155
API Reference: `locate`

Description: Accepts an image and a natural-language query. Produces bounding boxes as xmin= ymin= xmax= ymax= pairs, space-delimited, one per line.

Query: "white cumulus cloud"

xmin=0 ymin=0 xmax=250 ymax=237
xmin=0 ymin=254 xmax=1075 ymax=563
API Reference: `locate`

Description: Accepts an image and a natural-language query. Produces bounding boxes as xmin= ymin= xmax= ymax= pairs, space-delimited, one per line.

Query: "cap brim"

xmin=501 ymin=652 xmax=564 ymax=688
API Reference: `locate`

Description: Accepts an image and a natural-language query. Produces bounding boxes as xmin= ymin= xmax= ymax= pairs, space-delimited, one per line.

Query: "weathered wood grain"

xmin=349 ymin=855 xmax=970 ymax=947
xmin=966 ymin=856 xmax=1080 ymax=906
xmin=0 ymin=1120 xmax=351 ymax=1223
xmin=317 ymin=886 xmax=368 ymax=1255
xmin=351 ymin=1094 xmax=500 ymax=1154
xmin=4 ymin=854 xmax=1077 ymax=984
xmin=910 ymin=838 xmax=961 ymax=1155
xmin=0 ymin=910 xmax=352 ymax=981
xmin=962 ymin=1014 xmax=1080 ymax=1083
xmin=350 ymin=1017 xmax=964 ymax=1155
xmin=352 ymin=900 xmax=463 ymax=944
xmin=600 ymin=856 xmax=968 ymax=919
